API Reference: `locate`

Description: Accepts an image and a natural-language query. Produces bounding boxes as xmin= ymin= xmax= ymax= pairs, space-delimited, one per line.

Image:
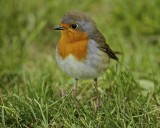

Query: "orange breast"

xmin=58 ymin=28 xmax=89 ymax=60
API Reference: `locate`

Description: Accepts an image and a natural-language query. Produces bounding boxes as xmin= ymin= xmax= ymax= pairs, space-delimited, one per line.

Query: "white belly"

xmin=55 ymin=40 xmax=110 ymax=79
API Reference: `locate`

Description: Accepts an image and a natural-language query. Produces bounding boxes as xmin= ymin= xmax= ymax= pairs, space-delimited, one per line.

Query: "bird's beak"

xmin=53 ymin=26 xmax=65 ymax=30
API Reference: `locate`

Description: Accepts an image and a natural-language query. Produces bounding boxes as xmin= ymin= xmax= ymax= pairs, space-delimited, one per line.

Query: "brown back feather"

xmin=92 ymin=30 xmax=118 ymax=61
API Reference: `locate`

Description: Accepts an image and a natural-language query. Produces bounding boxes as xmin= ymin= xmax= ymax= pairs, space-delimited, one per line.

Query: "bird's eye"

xmin=71 ymin=24 xmax=78 ymax=29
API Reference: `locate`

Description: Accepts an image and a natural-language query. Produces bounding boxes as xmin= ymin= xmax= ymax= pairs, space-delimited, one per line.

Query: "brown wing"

xmin=92 ymin=30 xmax=118 ymax=61
xmin=100 ymin=43 xmax=118 ymax=61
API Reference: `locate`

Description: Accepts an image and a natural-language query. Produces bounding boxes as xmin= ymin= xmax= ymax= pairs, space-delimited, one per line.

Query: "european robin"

xmin=54 ymin=11 xmax=118 ymax=92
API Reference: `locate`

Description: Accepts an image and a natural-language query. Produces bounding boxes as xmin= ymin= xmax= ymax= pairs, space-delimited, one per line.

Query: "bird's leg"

xmin=75 ymin=78 xmax=78 ymax=91
xmin=94 ymin=78 xmax=98 ymax=95
xmin=72 ymin=78 xmax=78 ymax=95
xmin=93 ymin=78 xmax=101 ymax=110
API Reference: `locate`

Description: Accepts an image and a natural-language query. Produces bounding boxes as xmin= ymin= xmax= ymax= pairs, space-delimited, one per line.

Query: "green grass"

xmin=0 ymin=0 xmax=160 ymax=127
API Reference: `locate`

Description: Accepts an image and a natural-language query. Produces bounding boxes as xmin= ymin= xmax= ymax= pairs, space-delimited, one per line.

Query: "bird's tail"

xmin=113 ymin=51 xmax=122 ymax=55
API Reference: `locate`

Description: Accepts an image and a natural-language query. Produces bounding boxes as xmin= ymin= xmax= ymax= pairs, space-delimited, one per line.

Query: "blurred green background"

xmin=0 ymin=0 xmax=160 ymax=87
xmin=0 ymin=0 xmax=160 ymax=127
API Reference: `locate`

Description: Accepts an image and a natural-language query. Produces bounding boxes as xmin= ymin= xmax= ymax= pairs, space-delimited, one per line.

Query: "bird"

xmin=54 ymin=11 xmax=118 ymax=93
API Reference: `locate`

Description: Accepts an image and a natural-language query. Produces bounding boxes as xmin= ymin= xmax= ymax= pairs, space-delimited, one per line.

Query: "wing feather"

xmin=91 ymin=30 xmax=118 ymax=61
